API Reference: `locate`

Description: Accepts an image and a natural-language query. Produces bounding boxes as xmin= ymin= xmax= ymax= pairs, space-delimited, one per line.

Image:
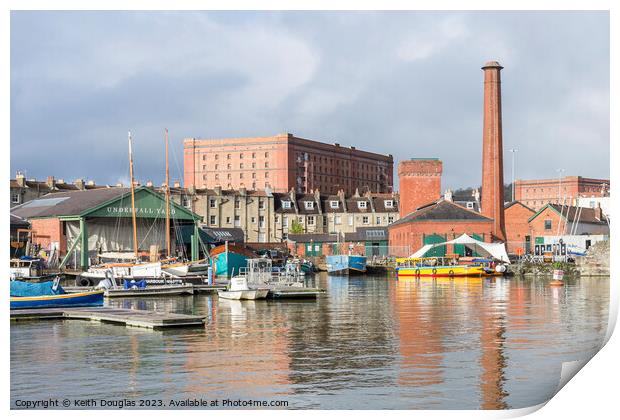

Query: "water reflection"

xmin=11 ymin=274 xmax=609 ymax=410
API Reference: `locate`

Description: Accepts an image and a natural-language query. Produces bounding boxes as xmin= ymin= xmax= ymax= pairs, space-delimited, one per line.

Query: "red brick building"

xmin=397 ymin=159 xmax=442 ymax=218
xmin=514 ymin=176 xmax=609 ymax=211
xmin=528 ymin=203 xmax=609 ymax=238
xmin=504 ymin=201 xmax=535 ymax=254
xmin=388 ymin=200 xmax=494 ymax=257
xmin=184 ymin=133 xmax=393 ymax=195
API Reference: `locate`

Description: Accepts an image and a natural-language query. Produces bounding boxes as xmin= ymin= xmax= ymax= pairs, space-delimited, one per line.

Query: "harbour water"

xmin=11 ymin=274 xmax=609 ymax=409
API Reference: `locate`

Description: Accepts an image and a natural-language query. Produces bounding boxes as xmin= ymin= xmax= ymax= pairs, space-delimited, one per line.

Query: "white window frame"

xmin=466 ymin=202 xmax=474 ymax=209
xmin=358 ymin=201 xmax=367 ymax=209
xmin=335 ymin=215 xmax=342 ymax=225
xmin=11 ymin=193 xmax=20 ymax=204
xmin=330 ymin=200 xmax=339 ymax=209
xmin=362 ymin=216 xmax=369 ymax=225
xmin=283 ymin=216 xmax=288 ymax=228
xmin=384 ymin=200 xmax=394 ymax=208
xmin=282 ymin=200 xmax=292 ymax=209
xmin=308 ymin=216 xmax=315 ymax=226
xmin=304 ymin=201 xmax=314 ymax=210
xmin=209 ymin=198 xmax=217 ymax=208
xmin=234 ymin=215 xmax=240 ymax=227
xmin=348 ymin=215 xmax=354 ymax=226
xmin=209 ymin=215 xmax=217 ymax=225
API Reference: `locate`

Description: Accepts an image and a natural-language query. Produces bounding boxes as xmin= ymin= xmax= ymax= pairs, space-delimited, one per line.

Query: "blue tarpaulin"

xmin=10 ymin=280 xmax=65 ymax=297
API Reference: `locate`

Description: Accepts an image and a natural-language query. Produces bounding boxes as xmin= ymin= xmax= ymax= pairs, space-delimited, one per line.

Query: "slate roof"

xmin=11 ymin=188 xmax=132 ymax=219
xmin=531 ymin=203 xmax=608 ymax=225
xmin=287 ymin=227 xmax=389 ymax=243
xmin=389 ymin=199 xmax=492 ymax=227
xmin=504 ymin=200 xmax=535 ymax=213
xmin=10 ymin=213 xmax=30 ymax=227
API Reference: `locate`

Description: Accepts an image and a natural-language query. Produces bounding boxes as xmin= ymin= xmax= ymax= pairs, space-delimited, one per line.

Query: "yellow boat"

xmin=396 ymin=265 xmax=485 ymax=278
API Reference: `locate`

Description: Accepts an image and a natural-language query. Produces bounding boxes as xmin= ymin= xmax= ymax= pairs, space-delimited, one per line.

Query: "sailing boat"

xmin=81 ymin=132 xmax=163 ymax=280
xmin=159 ymin=129 xmax=209 ymax=277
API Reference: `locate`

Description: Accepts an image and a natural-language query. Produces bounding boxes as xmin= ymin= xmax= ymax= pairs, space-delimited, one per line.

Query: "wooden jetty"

xmin=10 ymin=307 xmax=205 ymax=329
xmin=64 ymin=283 xmax=227 ymax=297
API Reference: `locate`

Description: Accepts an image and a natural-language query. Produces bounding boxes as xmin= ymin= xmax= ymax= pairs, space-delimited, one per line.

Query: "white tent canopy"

xmin=409 ymin=234 xmax=510 ymax=263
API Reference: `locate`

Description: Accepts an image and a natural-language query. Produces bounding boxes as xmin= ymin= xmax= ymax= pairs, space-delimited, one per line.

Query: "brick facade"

xmin=388 ymin=219 xmax=494 ymax=258
xmin=397 ymin=159 xmax=442 ymax=218
xmin=504 ymin=202 xmax=535 ymax=254
xmin=480 ymin=61 xmax=506 ymax=241
xmin=184 ymin=133 xmax=393 ymax=195
xmin=514 ymin=176 xmax=610 ymax=211
xmin=29 ymin=218 xmax=67 ymax=252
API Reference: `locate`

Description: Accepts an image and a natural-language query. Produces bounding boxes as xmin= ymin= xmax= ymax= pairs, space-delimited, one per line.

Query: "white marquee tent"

xmin=409 ymin=233 xmax=510 ymax=263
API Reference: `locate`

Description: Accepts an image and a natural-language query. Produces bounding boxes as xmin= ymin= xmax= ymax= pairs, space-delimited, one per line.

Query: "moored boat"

xmin=210 ymin=244 xmax=256 ymax=278
xmin=326 ymin=255 xmax=367 ymax=275
xmin=396 ymin=264 xmax=485 ymax=278
xmin=217 ymin=276 xmax=268 ymax=300
xmin=10 ymin=279 xmax=104 ymax=309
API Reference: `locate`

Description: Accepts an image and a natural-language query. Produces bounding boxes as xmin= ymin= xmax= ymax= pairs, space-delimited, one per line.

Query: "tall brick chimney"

xmin=481 ymin=61 xmax=507 ymax=241
xmin=398 ymin=159 xmax=442 ymax=217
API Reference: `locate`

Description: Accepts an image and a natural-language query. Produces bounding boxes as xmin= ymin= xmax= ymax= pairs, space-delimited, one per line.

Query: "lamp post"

xmin=509 ymin=148 xmax=518 ymax=202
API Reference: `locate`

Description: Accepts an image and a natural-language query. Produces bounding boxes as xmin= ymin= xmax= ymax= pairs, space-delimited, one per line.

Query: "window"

xmin=348 ymin=215 xmax=354 ymax=226
xmin=252 ymin=152 xmax=256 ymax=158
xmin=239 ymin=173 xmax=244 ymax=179
xmin=283 ymin=216 xmax=288 ymax=227
xmin=308 ymin=216 xmax=315 ymax=225
xmin=362 ymin=216 xmax=369 ymax=224
xmin=209 ymin=215 xmax=217 ymax=225
xmin=323 ymin=216 xmax=328 ymax=227
xmin=259 ymin=215 xmax=265 ymax=228
xmin=388 ymin=215 xmax=394 ymax=224
xmin=215 ymin=174 xmax=219 ymax=180
xmin=258 ymin=199 xmax=265 ymax=210
xmin=227 ymin=154 xmax=231 ymax=160
xmin=251 ymin=216 xmax=256 ymax=223
xmin=304 ymin=201 xmax=314 ymax=210
xmin=275 ymin=215 xmax=279 ymax=223
xmin=384 ymin=200 xmax=394 ymax=208
xmin=202 ymin=155 xmax=206 ymax=161
xmin=215 ymin=154 xmax=219 ymax=160
xmin=282 ymin=200 xmax=291 ymax=209
xmin=234 ymin=199 xmax=240 ymax=209
xmin=240 ymin=153 xmax=244 ymax=159
xmin=209 ymin=199 xmax=217 ymax=208
xmin=227 ymin=163 xmax=232 ymax=170
xmin=466 ymin=202 xmax=474 ymax=209
xmin=202 ymin=165 xmax=206 ymax=170
xmin=227 ymin=174 xmax=232 ymax=179
xmin=11 ymin=193 xmax=20 ymax=204
xmin=226 ymin=216 xmax=231 ymax=224
xmin=358 ymin=201 xmax=367 ymax=209
xmin=234 ymin=215 xmax=240 ymax=227
xmin=215 ymin=164 xmax=218 ymax=170
xmin=265 ymin=162 xmax=269 ymax=168
xmin=544 ymin=220 xmax=552 ymax=230
xmin=335 ymin=215 xmax=341 ymax=225
xmin=265 ymin=152 xmax=269 ymax=158
xmin=240 ymin=163 xmax=244 ymax=169
xmin=182 ymin=196 xmax=191 ymax=208
xmin=376 ymin=216 xmax=381 ymax=224
xmin=330 ymin=200 xmax=339 ymax=209
xmin=252 ymin=162 xmax=256 ymax=169
xmin=252 ymin=173 xmax=256 ymax=179
xmin=265 ymin=172 xmax=269 ymax=178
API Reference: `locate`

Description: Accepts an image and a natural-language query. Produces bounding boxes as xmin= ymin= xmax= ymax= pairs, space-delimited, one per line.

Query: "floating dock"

xmin=266 ymin=286 xmax=326 ymax=299
xmin=64 ymin=284 xmax=227 ymax=297
xmin=10 ymin=307 xmax=205 ymax=329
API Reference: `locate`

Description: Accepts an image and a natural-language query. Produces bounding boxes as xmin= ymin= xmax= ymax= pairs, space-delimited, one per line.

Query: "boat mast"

xmin=128 ymin=132 xmax=139 ymax=260
xmin=165 ymin=128 xmax=171 ymax=257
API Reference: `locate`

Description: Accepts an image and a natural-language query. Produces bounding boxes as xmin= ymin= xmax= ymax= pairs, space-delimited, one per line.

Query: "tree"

xmin=290 ymin=219 xmax=304 ymax=234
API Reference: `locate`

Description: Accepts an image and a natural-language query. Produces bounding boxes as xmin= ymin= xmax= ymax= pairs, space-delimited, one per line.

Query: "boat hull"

xmin=397 ymin=266 xmax=485 ymax=278
xmin=326 ymin=255 xmax=367 ymax=275
xmin=217 ymin=289 xmax=268 ymax=300
xmin=10 ymin=290 xmax=105 ymax=310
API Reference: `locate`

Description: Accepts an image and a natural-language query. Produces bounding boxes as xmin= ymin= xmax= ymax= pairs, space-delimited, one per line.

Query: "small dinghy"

xmin=217 ymin=276 xmax=268 ymax=300
xmin=10 ymin=278 xmax=104 ymax=310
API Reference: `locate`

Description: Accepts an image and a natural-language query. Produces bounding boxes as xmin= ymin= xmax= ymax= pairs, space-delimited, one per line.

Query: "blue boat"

xmin=10 ymin=280 xmax=104 ymax=310
xmin=326 ymin=255 xmax=367 ymax=275
xmin=209 ymin=244 xmax=256 ymax=278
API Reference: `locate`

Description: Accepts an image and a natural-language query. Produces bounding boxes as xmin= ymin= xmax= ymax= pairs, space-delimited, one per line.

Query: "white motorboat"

xmin=81 ymin=261 xmax=162 ymax=280
xmin=217 ymin=276 xmax=268 ymax=300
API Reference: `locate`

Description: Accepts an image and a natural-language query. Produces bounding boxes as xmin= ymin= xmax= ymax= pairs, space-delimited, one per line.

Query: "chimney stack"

xmin=74 ymin=178 xmax=85 ymax=190
xmin=16 ymin=171 xmax=26 ymax=187
xmin=481 ymin=60 xmax=507 ymax=241
xmin=46 ymin=176 xmax=55 ymax=189
xmin=594 ymin=203 xmax=603 ymax=221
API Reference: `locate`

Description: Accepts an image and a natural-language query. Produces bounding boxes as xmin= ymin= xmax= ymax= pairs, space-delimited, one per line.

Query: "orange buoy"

xmin=550 ymin=280 xmax=564 ymax=287
xmin=550 ymin=269 xmax=565 ymax=286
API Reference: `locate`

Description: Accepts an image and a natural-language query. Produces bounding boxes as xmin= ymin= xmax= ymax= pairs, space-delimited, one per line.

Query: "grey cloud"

xmin=11 ymin=11 xmax=609 ymax=190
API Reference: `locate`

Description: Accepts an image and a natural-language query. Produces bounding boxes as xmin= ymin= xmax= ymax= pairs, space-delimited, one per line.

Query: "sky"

xmin=10 ymin=11 xmax=610 ymax=191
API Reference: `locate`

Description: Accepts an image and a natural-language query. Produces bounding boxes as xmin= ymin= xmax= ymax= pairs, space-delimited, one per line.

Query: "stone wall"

xmin=575 ymin=240 xmax=609 ymax=276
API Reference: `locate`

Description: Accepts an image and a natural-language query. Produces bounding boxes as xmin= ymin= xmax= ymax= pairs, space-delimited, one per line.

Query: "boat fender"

xmin=432 ymin=268 xmax=437 ymax=275
xmin=448 ymin=270 xmax=454 ymax=277
xmin=78 ymin=276 xmax=92 ymax=287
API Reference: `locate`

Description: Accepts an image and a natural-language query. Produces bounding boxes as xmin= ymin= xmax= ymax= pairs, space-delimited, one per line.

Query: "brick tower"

xmin=481 ymin=61 xmax=507 ymax=241
xmin=398 ymin=159 xmax=443 ymax=217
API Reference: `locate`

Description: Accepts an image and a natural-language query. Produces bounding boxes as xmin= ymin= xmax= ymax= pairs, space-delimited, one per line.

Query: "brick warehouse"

xmin=184 ymin=133 xmax=394 ymax=195
xmin=514 ymin=176 xmax=609 ymax=211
